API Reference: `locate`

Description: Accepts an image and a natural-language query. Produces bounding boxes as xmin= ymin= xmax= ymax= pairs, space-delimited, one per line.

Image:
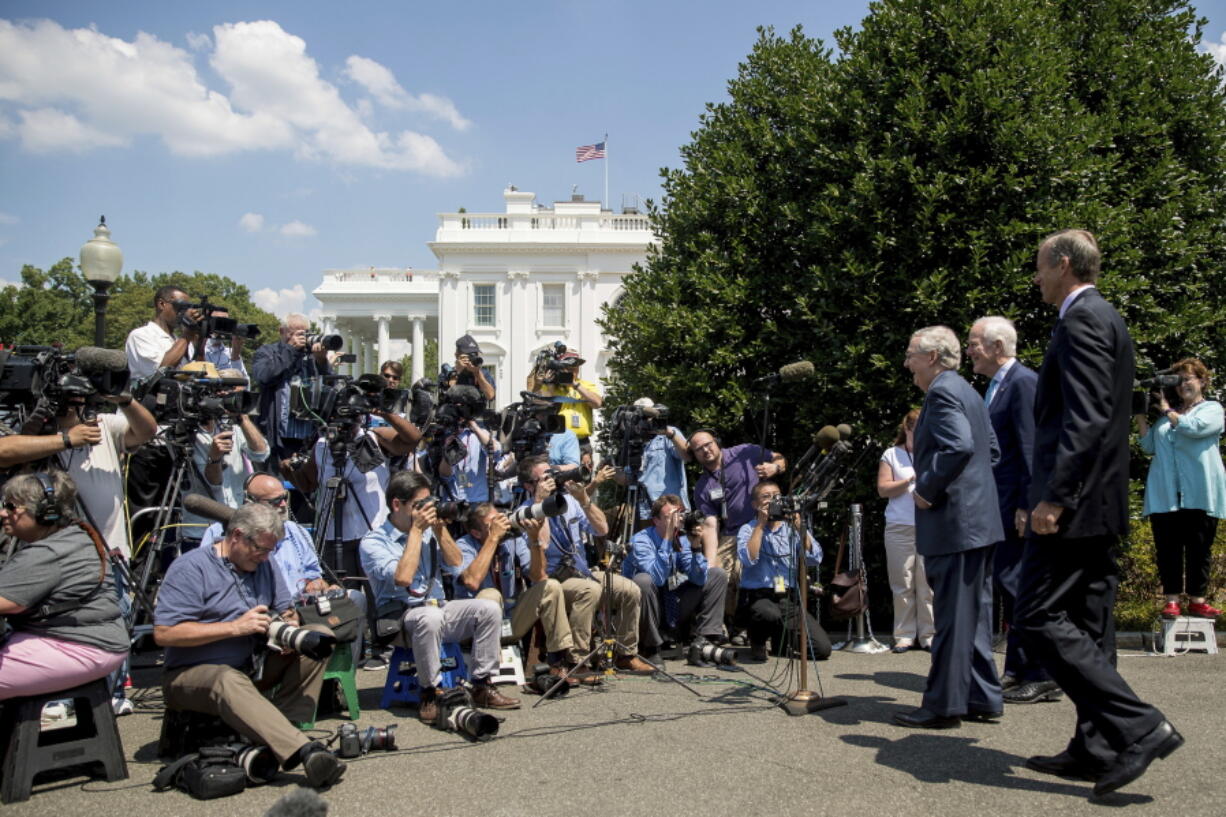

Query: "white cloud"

xmin=1205 ymin=32 xmax=1226 ymax=68
xmin=253 ymin=283 xmax=306 ymax=315
xmin=185 ymin=31 xmax=211 ymax=52
xmin=343 ymin=55 xmax=471 ymax=131
xmin=279 ymin=219 xmax=315 ymax=237
xmin=0 ymin=276 xmax=22 ymax=288
xmin=238 ymin=212 xmax=265 ymax=232
xmin=0 ymin=18 xmax=465 ymax=175
xmin=0 ymin=211 xmax=17 ymax=225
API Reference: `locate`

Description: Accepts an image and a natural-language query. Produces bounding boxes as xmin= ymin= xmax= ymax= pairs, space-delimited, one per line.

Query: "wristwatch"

xmin=61 ymin=430 xmax=72 ymax=450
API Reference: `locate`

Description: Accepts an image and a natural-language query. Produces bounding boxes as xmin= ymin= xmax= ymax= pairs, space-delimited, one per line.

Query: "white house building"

xmin=313 ymin=186 xmax=654 ymax=404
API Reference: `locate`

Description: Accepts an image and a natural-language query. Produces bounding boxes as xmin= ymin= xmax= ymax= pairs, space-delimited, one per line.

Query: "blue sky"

xmin=3 ymin=1 xmax=1226 ymax=321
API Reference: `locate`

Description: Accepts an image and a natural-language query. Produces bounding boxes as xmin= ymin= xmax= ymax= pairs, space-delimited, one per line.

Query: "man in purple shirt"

xmin=690 ymin=430 xmax=787 ymax=627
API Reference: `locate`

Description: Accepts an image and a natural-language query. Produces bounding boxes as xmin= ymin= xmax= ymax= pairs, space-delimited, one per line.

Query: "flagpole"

xmin=603 ymin=132 xmax=609 ymax=211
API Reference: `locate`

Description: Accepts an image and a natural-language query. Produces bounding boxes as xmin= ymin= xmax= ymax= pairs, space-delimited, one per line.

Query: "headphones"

xmin=32 ymin=472 xmax=62 ymax=526
xmin=242 ymin=472 xmax=260 ymax=502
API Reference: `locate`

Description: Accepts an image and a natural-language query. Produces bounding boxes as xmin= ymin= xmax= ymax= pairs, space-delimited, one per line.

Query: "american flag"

xmin=575 ymin=141 xmax=606 ymax=162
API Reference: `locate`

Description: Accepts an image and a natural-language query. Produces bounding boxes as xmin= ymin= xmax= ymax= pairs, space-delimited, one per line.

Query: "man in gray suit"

xmin=895 ymin=326 xmax=1004 ymax=729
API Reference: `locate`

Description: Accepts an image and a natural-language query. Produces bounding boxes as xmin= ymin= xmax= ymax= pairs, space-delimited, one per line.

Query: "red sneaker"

xmin=1160 ymin=601 xmax=1182 ymax=620
xmin=1187 ymin=601 xmax=1221 ymax=619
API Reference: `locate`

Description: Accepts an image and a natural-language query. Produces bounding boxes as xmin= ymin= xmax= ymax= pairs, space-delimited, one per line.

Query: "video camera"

xmin=132 ymin=365 xmax=256 ymax=432
xmin=0 ymin=345 xmax=130 ymax=434
xmin=604 ymin=402 xmax=670 ymax=470
xmin=414 ymin=383 xmax=498 ymax=471
xmin=1133 ymin=369 xmax=1182 ymax=416
xmin=290 ymin=373 xmax=408 ymax=426
xmin=532 ymin=341 xmax=581 ymax=386
xmin=499 ymin=392 xmax=565 ymax=460
xmin=173 ymin=295 xmax=261 ymax=340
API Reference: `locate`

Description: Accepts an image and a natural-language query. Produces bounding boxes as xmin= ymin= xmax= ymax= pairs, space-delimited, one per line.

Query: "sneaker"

xmin=112 ymin=697 xmax=135 ymax=716
xmin=1160 ymin=601 xmax=1183 ymax=619
xmin=361 ymin=653 xmax=390 ymax=671
xmin=1187 ymin=601 xmax=1221 ymax=619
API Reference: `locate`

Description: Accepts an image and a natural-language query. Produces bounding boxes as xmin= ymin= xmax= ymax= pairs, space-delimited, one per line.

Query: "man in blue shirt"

xmin=624 ymin=494 xmax=726 ymax=663
xmin=359 ymin=471 xmax=520 ymax=723
xmin=439 ymin=420 xmax=499 ymax=502
xmin=517 ymin=455 xmax=653 ymax=674
xmin=154 ymin=503 xmax=345 ymax=788
xmin=735 ymin=481 xmax=831 ymax=663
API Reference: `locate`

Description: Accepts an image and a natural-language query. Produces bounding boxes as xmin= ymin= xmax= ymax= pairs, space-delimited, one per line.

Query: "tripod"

xmin=311 ymin=429 xmax=372 ymax=588
xmin=534 ymin=477 xmax=701 ymax=705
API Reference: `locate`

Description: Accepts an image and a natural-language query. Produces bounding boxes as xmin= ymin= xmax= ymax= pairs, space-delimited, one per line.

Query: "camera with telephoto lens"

xmin=224 ymin=743 xmax=278 ymax=784
xmin=306 ymin=332 xmax=344 ymax=352
xmin=687 ymin=639 xmax=737 ymax=668
xmin=532 ymin=341 xmax=579 ymax=386
xmin=0 ymin=345 xmax=130 ymax=434
xmin=172 ymin=295 xmax=260 ymax=340
xmin=505 ymin=493 xmax=567 ymax=530
xmin=265 ymin=620 xmax=336 ymax=661
xmin=336 ymin=722 xmax=398 ymax=756
xmin=418 ymin=384 xmax=496 ymax=468
xmin=433 ymin=684 xmax=499 ymax=741
xmin=499 ymin=393 xmax=565 ymax=459
xmin=413 ymin=496 xmax=470 ymax=523
xmin=528 ymin=663 xmax=569 ymax=698
xmin=604 ymin=403 xmax=670 ymax=470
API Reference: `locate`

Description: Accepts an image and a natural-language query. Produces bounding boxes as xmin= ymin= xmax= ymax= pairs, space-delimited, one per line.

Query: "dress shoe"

xmin=1000 ymin=674 xmax=1020 ymax=691
xmin=893 ymin=708 xmax=961 ymax=729
xmin=547 ymin=664 xmax=579 ymax=687
xmin=1187 ymin=601 xmax=1221 ymax=618
xmin=1003 ymin=680 xmax=1064 ymax=704
xmin=1025 ymin=751 xmax=1102 ymax=782
xmin=891 ymin=640 xmax=913 ymax=654
xmin=963 ymin=708 xmax=1003 ymax=723
xmin=471 ymin=683 xmax=522 ymax=710
xmin=301 ymin=743 xmax=346 ymax=789
xmin=614 ymin=655 xmax=656 ymax=674
xmin=1160 ymin=601 xmax=1183 ymax=619
xmin=417 ymin=696 xmax=439 ymax=724
xmin=747 ymin=644 xmax=769 ymax=662
xmin=1093 ymin=719 xmax=1184 ymax=797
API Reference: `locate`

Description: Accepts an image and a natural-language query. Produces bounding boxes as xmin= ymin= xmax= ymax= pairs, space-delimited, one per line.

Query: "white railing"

xmin=321 ymin=269 xmax=430 ymax=284
xmin=436 ymin=212 xmax=652 ymax=233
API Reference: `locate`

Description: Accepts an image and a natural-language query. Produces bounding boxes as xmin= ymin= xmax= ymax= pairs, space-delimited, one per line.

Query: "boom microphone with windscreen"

xmin=182 ymin=493 xmax=236 ymax=525
xmin=752 ymin=360 xmax=815 ymax=386
xmin=813 ymin=425 xmax=841 ymax=452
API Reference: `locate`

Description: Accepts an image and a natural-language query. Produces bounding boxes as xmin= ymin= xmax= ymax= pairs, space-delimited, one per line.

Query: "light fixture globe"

xmin=80 ymin=216 xmax=123 ymax=285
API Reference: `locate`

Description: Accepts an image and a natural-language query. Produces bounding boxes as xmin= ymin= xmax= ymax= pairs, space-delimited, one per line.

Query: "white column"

xmin=375 ymin=314 xmax=391 ymax=369
xmin=411 ymin=317 xmax=425 ymax=382
xmin=322 ymin=316 xmax=336 ymax=336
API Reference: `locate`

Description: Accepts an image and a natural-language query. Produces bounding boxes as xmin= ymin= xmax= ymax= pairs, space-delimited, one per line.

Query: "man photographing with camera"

xmin=124 ymin=285 xmax=199 ymax=380
xmin=253 ymin=313 xmax=333 ymax=471
xmin=528 ymin=344 xmax=602 ymax=466
xmin=154 ymin=502 xmax=345 ymax=789
xmin=444 ymin=334 xmax=495 ymax=403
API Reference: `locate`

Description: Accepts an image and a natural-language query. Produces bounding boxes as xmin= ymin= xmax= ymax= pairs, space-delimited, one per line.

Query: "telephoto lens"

xmin=687 ymin=639 xmax=737 ymax=668
xmin=447 ymin=706 xmax=500 ymax=741
xmin=306 ymin=333 xmax=344 ymax=351
xmin=266 ymin=620 xmax=337 ymax=661
xmin=506 ymin=494 xmax=566 ymax=530
xmin=229 ymin=743 xmax=279 ymax=784
xmin=360 ymin=725 xmax=398 ymax=753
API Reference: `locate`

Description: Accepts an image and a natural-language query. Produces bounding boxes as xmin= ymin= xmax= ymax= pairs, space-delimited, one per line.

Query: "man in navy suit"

xmin=966 ymin=316 xmax=1058 ymax=704
xmin=1017 ymin=229 xmax=1181 ymax=796
xmin=894 ymin=326 xmax=1004 ymax=729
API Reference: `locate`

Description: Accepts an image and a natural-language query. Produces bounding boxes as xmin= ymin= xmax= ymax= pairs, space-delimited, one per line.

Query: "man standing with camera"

xmin=447 ymin=335 xmax=495 ymax=403
xmin=517 ymin=455 xmax=653 ymax=673
xmin=625 ymin=494 xmax=726 ymax=664
xmin=154 ymin=502 xmax=345 ymax=789
xmin=529 ymin=346 xmax=602 ymax=466
xmin=360 ymin=472 xmax=519 ymax=723
xmin=202 ymin=307 xmax=248 ymax=378
xmin=252 ymin=313 xmax=331 ymax=471
xmin=124 ymin=285 xmax=198 ymax=380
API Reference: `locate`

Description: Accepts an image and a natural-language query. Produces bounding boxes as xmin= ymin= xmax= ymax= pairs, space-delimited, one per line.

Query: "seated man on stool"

xmin=359 ymin=472 xmax=520 ymax=723
xmin=154 ymin=503 xmax=345 ymax=789
xmin=735 ymin=481 xmax=831 ymax=662
xmin=624 ymin=494 xmax=727 ymax=663
xmin=456 ymin=502 xmax=578 ymax=685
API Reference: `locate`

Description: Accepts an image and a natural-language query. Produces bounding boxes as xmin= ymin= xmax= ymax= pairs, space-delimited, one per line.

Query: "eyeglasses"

xmin=2 ymin=502 xmax=22 ymax=514
xmin=240 ymin=533 xmax=275 ymax=554
xmin=257 ymin=493 xmax=289 ymax=507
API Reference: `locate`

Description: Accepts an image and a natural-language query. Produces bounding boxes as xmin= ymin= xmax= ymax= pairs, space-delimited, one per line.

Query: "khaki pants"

xmin=718 ymin=533 xmax=742 ymax=618
xmin=476 ymin=578 xmax=574 ymax=655
xmin=161 ymin=624 xmax=330 ymax=765
xmin=560 ymin=570 xmax=641 ymax=657
xmin=883 ymin=522 xmax=934 ymax=643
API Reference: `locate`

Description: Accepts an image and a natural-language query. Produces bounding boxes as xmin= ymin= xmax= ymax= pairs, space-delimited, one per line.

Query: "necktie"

xmin=984 ymin=379 xmax=998 ymax=406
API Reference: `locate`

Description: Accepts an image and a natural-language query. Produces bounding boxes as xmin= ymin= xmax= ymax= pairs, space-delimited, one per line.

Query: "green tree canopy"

xmin=601 ymin=0 xmax=1226 ymax=455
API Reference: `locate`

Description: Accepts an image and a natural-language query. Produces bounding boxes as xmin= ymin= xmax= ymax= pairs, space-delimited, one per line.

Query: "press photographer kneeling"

xmin=153 ymin=502 xmax=345 ymax=789
xmin=0 ymin=472 xmax=128 ymax=699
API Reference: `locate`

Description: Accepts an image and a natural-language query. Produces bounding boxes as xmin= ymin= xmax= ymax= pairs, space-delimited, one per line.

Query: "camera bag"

xmin=153 ymin=746 xmax=247 ymax=800
xmin=296 ymin=594 xmax=364 ymax=643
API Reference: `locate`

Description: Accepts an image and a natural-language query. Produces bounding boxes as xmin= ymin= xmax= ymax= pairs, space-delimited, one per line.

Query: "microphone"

xmin=813 ymin=425 xmax=840 ymax=451
xmin=753 ymin=360 xmax=815 ymax=386
xmin=836 ymin=423 xmax=853 ymax=440
xmin=73 ymin=346 xmax=129 ymax=374
xmin=182 ymin=493 xmax=235 ymax=525
xmin=263 ymin=788 xmax=329 ymax=817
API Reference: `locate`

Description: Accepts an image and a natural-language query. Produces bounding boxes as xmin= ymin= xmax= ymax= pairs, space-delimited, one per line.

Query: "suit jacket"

xmin=913 ymin=369 xmax=1004 ymax=557
xmin=1028 ymin=288 xmax=1134 ymax=538
xmin=252 ymin=341 xmax=329 ymax=451
xmin=987 ymin=361 xmax=1037 ymax=533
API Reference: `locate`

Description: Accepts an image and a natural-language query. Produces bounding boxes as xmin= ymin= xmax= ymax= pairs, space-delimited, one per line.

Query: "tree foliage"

xmin=601 ymin=0 xmax=1226 ymax=455
xmin=0 ymin=260 xmax=280 ymax=363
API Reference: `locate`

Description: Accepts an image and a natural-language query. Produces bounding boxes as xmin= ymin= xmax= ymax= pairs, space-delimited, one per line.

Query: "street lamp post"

xmin=79 ymin=216 xmax=123 ymax=347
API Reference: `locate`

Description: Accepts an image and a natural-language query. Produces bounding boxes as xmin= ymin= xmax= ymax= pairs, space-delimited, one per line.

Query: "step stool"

xmin=296 ymin=647 xmax=361 ymax=729
xmin=380 ymin=643 xmax=468 ymax=708
xmin=1 ymin=678 xmax=129 ymax=804
xmin=464 ymin=644 xmax=526 ymax=686
xmin=1157 ymin=617 xmax=1219 ymax=656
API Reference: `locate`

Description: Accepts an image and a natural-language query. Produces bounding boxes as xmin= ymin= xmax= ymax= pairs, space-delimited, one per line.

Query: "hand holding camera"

xmin=210 ymin=430 xmax=235 ymax=460
xmin=487 ymin=512 xmax=511 ymax=542
xmin=233 ymin=605 xmax=272 ymax=637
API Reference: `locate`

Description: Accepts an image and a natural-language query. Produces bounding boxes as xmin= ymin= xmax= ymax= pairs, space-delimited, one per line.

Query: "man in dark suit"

xmin=894 ymin=325 xmax=1004 ymax=729
xmin=966 ymin=316 xmax=1058 ymax=704
xmin=1016 ymin=229 xmax=1181 ymax=796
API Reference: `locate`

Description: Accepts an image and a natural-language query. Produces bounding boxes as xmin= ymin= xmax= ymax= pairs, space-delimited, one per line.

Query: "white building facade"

xmin=313 ymin=187 xmax=653 ymax=404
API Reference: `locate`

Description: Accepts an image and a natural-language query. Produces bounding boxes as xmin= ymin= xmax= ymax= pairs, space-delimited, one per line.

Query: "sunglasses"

xmin=257 ymin=493 xmax=289 ymax=507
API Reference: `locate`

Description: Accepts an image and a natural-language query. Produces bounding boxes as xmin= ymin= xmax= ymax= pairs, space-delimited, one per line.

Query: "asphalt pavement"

xmin=4 ymin=638 xmax=1222 ymax=817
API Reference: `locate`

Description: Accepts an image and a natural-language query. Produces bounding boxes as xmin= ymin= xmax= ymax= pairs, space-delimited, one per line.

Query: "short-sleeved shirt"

xmin=0 ymin=525 xmax=128 ymax=652
xmin=204 ymin=339 xmax=247 ymax=378
xmin=694 ymin=444 xmax=775 ymax=535
xmin=199 ymin=520 xmax=322 ymax=598
xmin=539 ymin=380 xmax=600 ymax=439
xmin=880 ymin=445 xmax=917 ymax=527
xmin=125 ymin=321 xmax=192 ymax=380
xmin=154 ymin=543 xmax=290 ymax=670
xmin=313 ymin=430 xmax=389 ymax=541
xmin=453 ymin=532 xmax=532 ymax=601
xmin=547 ymin=431 xmax=581 ymax=467
xmin=181 ymin=424 xmax=269 ymax=537
xmin=360 ymin=520 xmax=449 ymax=609
xmin=58 ymin=414 xmax=132 ymax=557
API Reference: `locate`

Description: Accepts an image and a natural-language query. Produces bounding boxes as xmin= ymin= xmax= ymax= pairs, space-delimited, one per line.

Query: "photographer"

xmin=438 ymin=418 xmax=500 ymax=503
xmin=123 ymin=285 xmax=197 ymax=380
xmin=1136 ymin=357 xmax=1226 ymax=620
xmin=252 ymin=313 xmax=331 ymax=470
xmin=457 ymin=503 xmax=578 ymax=682
xmin=528 ymin=346 xmax=602 ymax=466
xmin=0 ymin=472 xmax=128 ymax=700
xmin=610 ymin=398 xmax=690 ymax=525
xmin=444 ymin=335 xmax=495 ymax=403
xmin=154 ymin=502 xmax=345 ymax=789
xmin=202 ymin=307 xmax=248 ymax=378
xmin=179 ymin=368 xmax=268 ymax=554
xmin=623 ymin=494 xmax=726 ymax=664
xmin=359 ymin=472 xmax=520 ymax=723
xmin=736 ymin=481 xmax=830 ymax=663
xmin=518 ymin=455 xmax=653 ymax=674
